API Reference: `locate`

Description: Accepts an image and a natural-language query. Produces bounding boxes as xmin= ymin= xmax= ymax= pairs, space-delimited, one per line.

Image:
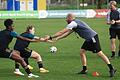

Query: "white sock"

xmin=29 ymin=73 xmax=33 ymax=75
xmin=15 ymin=69 xmax=20 ymax=72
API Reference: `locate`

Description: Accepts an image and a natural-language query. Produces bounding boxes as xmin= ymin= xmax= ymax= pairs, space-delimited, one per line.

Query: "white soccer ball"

xmin=50 ymin=46 xmax=57 ymax=53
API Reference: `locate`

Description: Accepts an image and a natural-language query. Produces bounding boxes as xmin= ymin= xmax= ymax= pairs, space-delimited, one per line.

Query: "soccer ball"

xmin=50 ymin=46 xmax=57 ymax=53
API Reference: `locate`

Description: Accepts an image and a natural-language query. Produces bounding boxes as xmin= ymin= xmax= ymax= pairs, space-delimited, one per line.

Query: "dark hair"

xmin=4 ymin=19 xmax=13 ymax=28
xmin=26 ymin=25 xmax=34 ymax=32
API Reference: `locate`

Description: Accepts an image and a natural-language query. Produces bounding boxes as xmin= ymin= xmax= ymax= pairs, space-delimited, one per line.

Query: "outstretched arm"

xmin=17 ymin=36 xmax=40 ymax=42
xmin=11 ymin=31 xmax=39 ymax=42
xmin=50 ymin=28 xmax=73 ymax=41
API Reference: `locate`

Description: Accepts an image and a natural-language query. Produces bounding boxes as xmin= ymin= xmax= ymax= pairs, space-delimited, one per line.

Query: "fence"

xmin=1 ymin=0 xmax=120 ymax=10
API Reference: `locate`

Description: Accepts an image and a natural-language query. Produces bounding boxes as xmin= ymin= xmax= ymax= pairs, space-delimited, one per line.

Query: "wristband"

xmin=49 ymin=36 xmax=52 ymax=40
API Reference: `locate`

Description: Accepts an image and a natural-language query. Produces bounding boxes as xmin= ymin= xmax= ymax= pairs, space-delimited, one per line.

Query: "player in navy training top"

xmin=106 ymin=1 xmax=120 ymax=58
xmin=14 ymin=25 xmax=50 ymax=75
xmin=0 ymin=19 xmax=40 ymax=78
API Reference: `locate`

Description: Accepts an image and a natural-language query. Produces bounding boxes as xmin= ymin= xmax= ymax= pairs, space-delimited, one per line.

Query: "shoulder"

xmin=117 ymin=9 xmax=120 ymax=13
xmin=22 ymin=33 xmax=35 ymax=39
xmin=10 ymin=31 xmax=19 ymax=38
xmin=66 ymin=21 xmax=77 ymax=30
xmin=68 ymin=20 xmax=77 ymax=26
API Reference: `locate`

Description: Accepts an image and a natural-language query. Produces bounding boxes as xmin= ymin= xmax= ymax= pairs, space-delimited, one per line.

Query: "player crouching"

xmin=14 ymin=25 xmax=51 ymax=76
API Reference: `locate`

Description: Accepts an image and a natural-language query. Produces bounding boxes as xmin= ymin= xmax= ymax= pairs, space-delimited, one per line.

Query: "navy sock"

xmin=15 ymin=62 xmax=19 ymax=69
xmin=37 ymin=61 xmax=43 ymax=68
xmin=107 ymin=64 xmax=114 ymax=70
xmin=111 ymin=51 xmax=115 ymax=57
xmin=83 ymin=66 xmax=87 ymax=71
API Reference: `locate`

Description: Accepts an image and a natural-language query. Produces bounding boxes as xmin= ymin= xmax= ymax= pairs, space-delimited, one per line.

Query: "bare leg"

xmin=78 ymin=49 xmax=87 ymax=74
xmin=97 ymin=51 xmax=116 ymax=77
xmin=97 ymin=51 xmax=110 ymax=64
xmin=110 ymin=39 xmax=116 ymax=57
xmin=30 ymin=51 xmax=49 ymax=73
xmin=31 ymin=51 xmax=42 ymax=62
xmin=11 ymin=50 xmax=31 ymax=75
xmin=80 ymin=49 xmax=87 ymax=66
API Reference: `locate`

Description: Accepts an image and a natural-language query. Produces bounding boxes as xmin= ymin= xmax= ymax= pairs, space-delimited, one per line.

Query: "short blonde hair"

xmin=109 ymin=1 xmax=117 ymax=6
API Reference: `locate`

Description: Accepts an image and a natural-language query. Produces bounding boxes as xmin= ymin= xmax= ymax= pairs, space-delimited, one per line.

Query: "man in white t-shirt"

xmin=47 ymin=13 xmax=116 ymax=77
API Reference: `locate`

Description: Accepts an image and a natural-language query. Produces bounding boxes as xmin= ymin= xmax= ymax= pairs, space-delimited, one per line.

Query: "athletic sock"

xmin=83 ymin=66 xmax=87 ymax=71
xmin=107 ymin=64 xmax=114 ymax=70
xmin=15 ymin=62 xmax=20 ymax=69
xmin=25 ymin=68 xmax=31 ymax=74
xmin=15 ymin=69 xmax=20 ymax=72
xmin=111 ymin=51 xmax=115 ymax=57
xmin=37 ymin=61 xmax=43 ymax=68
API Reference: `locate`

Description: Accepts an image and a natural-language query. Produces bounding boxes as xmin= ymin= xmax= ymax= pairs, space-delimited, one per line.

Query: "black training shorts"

xmin=17 ymin=48 xmax=32 ymax=58
xmin=0 ymin=49 xmax=12 ymax=58
xmin=81 ymin=35 xmax=101 ymax=53
xmin=109 ymin=28 xmax=120 ymax=39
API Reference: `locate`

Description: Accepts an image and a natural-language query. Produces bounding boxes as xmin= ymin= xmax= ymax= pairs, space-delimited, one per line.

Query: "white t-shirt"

xmin=66 ymin=21 xmax=77 ymax=30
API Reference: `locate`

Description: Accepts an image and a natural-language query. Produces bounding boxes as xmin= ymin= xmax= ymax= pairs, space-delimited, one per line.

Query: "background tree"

xmin=97 ymin=0 xmax=104 ymax=9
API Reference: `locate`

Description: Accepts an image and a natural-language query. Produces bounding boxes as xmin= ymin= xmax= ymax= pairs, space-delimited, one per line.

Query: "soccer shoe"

xmin=40 ymin=68 xmax=49 ymax=73
xmin=14 ymin=71 xmax=24 ymax=76
xmin=28 ymin=73 xmax=39 ymax=78
xmin=109 ymin=69 xmax=117 ymax=77
xmin=28 ymin=65 xmax=33 ymax=70
xmin=77 ymin=70 xmax=88 ymax=74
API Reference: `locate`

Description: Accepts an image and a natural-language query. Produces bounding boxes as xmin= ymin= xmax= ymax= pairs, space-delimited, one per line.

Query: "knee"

xmin=36 ymin=54 xmax=41 ymax=60
xmin=32 ymin=53 xmax=40 ymax=60
xmin=97 ymin=51 xmax=104 ymax=56
xmin=80 ymin=49 xmax=86 ymax=55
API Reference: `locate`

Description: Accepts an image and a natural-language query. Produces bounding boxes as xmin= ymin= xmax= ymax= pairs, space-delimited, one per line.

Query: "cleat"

xmin=109 ymin=69 xmax=117 ymax=77
xmin=14 ymin=71 xmax=24 ymax=76
xmin=40 ymin=68 xmax=49 ymax=73
xmin=77 ymin=70 xmax=88 ymax=74
xmin=28 ymin=65 xmax=33 ymax=70
xmin=28 ymin=73 xmax=39 ymax=78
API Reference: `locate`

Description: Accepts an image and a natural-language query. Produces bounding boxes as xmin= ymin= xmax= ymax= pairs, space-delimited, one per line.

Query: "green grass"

xmin=0 ymin=18 xmax=120 ymax=80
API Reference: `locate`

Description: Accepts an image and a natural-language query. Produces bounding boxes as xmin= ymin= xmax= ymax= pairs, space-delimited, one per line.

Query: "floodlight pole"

xmin=77 ymin=0 xmax=79 ymax=10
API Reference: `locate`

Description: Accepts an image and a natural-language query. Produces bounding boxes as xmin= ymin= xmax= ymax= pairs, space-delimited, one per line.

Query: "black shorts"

xmin=81 ymin=35 xmax=101 ymax=53
xmin=17 ymin=48 xmax=32 ymax=58
xmin=109 ymin=28 xmax=120 ymax=39
xmin=0 ymin=49 xmax=12 ymax=58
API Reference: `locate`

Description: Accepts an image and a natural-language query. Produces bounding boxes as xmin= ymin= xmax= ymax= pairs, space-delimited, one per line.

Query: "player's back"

xmin=0 ymin=29 xmax=13 ymax=50
xmin=73 ymin=19 xmax=97 ymax=41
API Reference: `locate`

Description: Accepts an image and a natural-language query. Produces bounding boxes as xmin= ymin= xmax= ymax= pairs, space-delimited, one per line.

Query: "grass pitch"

xmin=0 ymin=18 xmax=119 ymax=80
